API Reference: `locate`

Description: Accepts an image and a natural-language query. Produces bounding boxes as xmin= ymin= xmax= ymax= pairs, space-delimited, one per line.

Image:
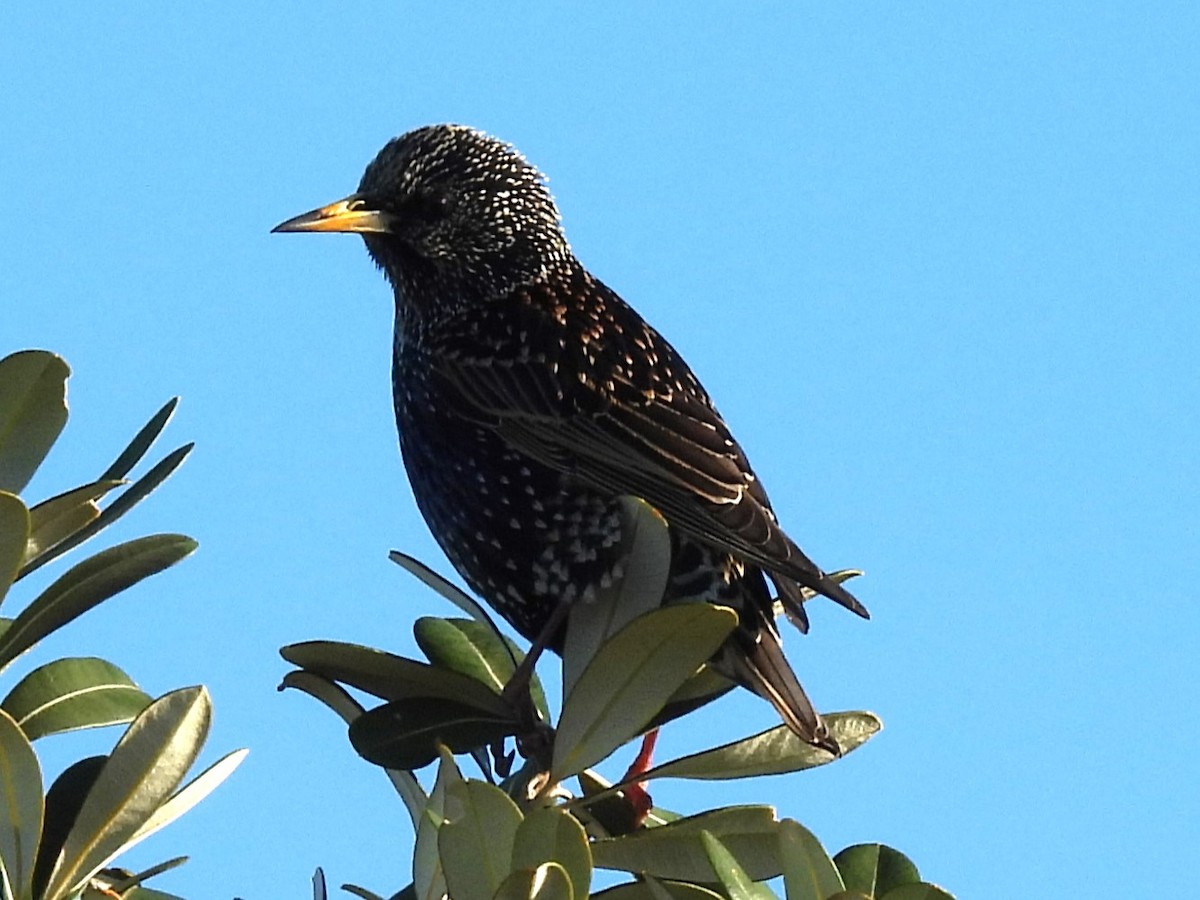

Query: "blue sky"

xmin=4 ymin=4 xmax=1198 ymax=898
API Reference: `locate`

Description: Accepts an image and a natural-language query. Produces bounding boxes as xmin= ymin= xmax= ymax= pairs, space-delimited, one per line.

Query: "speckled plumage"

xmin=275 ymin=124 xmax=868 ymax=752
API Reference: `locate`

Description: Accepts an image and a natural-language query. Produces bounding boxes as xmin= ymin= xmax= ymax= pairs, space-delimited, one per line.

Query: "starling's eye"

xmin=408 ymin=191 xmax=452 ymax=222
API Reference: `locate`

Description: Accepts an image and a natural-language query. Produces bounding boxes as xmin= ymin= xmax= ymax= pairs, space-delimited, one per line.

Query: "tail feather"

xmin=714 ymin=629 xmax=841 ymax=756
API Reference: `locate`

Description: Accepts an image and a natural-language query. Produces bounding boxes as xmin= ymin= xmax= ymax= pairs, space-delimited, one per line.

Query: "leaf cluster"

xmin=0 ymin=351 xmax=246 ymax=900
xmin=283 ymin=498 xmax=948 ymax=898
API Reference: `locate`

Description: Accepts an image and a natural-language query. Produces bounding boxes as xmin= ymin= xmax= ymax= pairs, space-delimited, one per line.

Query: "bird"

xmin=273 ymin=124 xmax=868 ymax=754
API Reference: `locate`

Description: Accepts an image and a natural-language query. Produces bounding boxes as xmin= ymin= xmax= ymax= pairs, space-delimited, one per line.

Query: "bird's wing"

xmin=430 ymin=319 xmax=867 ymax=620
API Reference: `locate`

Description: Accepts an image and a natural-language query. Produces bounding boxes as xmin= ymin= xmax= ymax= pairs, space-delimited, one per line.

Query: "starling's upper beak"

xmin=271 ymin=193 xmax=393 ymax=234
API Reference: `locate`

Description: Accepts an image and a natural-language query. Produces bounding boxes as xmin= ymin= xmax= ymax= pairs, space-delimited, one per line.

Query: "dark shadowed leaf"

xmin=100 ymin=398 xmax=179 ymax=481
xmin=278 ymin=671 xmax=426 ymax=823
xmin=0 ymin=534 xmax=197 ymax=672
xmin=575 ymin=769 xmax=679 ymax=838
xmin=492 ymin=862 xmax=573 ymax=900
xmin=23 ymin=480 xmax=124 ymax=570
xmin=0 ymin=350 xmax=69 ymax=494
xmin=281 ymin=641 xmax=513 ymax=718
xmin=42 ymin=687 xmax=211 ymax=900
xmin=553 ymin=603 xmax=737 ymax=781
xmin=699 ymin=830 xmax=774 ymax=900
xmin=0 ymin=708 xmax=43 ymax=900
xmin=0 ymin=491 xmax=28 ymax=608
xmin=20 ymin=444 xmax=193 ymax=578
xmin=1 ymin=656 xmax=151 ymax=740
xmin=643 ymin=712 xmax=882 ymax=782
xmin=591 ymin=805 xmax=783 ymax=882
xmin=512 ymin=806 xmax=591 ymax=899
xmin=34 ymin=756 xmax=107 ymax=900
xmin=880 ymin=885 xmax=956 ymax=900
xmin=561 ymin=496 xmax=673 ymax=695
xmin=778 ymin=819 xmax=843 ymax=900
xmin=349 ymin=697 xmax=518 ymax=770
xmin=438 ymin=778 xmax=523 ymax=900
xmin=414 ymin=617 xmax=548 ymax=720
xmin=834 ymin=845 xmax=921 ymax=898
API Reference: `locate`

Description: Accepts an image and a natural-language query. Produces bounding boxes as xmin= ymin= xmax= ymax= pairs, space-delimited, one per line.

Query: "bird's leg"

xmin=504 ymin=596 xmax=572 ymax=769
xmin=618 ymin=727 xmax=659 ymax=826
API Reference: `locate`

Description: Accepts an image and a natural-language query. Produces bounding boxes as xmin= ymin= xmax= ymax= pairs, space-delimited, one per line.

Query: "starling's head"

xmin=273 ymin=124 xmax=572 ymax=312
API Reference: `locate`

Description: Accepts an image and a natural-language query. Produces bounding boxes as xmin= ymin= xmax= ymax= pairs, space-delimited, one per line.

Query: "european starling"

xmin=273 ymin=125 xmax=868 ymax=753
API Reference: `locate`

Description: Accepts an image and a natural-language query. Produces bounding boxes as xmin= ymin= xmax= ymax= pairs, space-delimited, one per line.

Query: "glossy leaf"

xmin=561 ymin=496 xmax=672 ymax=695
xmin=0 ymin=491 xmax=28 ymax=608
xmin=21 ymin=444 xmax=193 ymax=579
xmin=778 ymin=819 xmax=844 ymax=900
xmin=41 ymin=686 xmax=211 ymax=900
xmin=591 ymin=805 xmax=783 ymax=882
xmin=0 ymin=350 xmax=69 ymax=494
xmin=438 ymin=778 xmax=523 ymax=900
xmin=553 ymin=603 xmax=737 ymax=780
xmin=0 ymin=534 xmax=197 ymax=673
xmin=1 ymin=656 xmax=152 ymax=740
xmin=0 ymin=708 xmax=43 ymax=900
xmin=281 ymin=640 xmax=513 ymax=717
xmin=124 ymin=747 xmax=248 ymax=851
xmin=880 ymin=885 xmax=956 ymax=900
xmin=833 ymin=845 xmax=921 ymax=898
xmin=389 ymin=550 xmax=509 ymax=646
xmin=492 ymin=862 xmax=573 ymax=900
xmin=87 ymin=856 xmax=188 ymax=898
xmin=414 ymin=617 xmax=548 ymax=721
xmin=413 ymin=749 xmax=460 ymax=900
xmin=590 ymin=878 xmax=724 ymax=900
xmin=512 ymin=806 xmax=591 ymax=899
xmin=349 ymin=697 xmax=518 ymax=770
xmin=278 ymin=670 xmax=426 ymax=823
xmin=643 ymin=712 xmax=882 ymax=782
xmin=100 ymin=398 xmax=179 ymax=481
xmin=699 ymin=830 xmax=774 ymax=900
xmin=24 ymin=480 xmax=124 ymax=569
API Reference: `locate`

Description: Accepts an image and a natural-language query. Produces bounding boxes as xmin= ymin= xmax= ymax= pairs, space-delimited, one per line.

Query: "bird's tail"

xmin=713 ymin=628 xmax=841 ymax=756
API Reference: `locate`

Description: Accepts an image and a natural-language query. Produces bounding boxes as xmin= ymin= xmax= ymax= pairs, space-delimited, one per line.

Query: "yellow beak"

xmin=271 ymin=194 xmax=392 ymax=234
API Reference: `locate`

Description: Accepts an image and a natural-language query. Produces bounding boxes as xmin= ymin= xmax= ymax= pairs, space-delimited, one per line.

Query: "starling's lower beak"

xmin=271 ymin=194 xmax=392 ymax=234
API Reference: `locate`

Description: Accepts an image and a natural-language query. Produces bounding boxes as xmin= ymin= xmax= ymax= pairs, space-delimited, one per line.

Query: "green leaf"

xmin=833 ymin=845 xmax=921 ymax=898
xmin=24 ymin=480 xmax=124 ymax=569
xmin=591 ymin=806 xmax=783 ymax=883
xmin=278 ymin=671 xmax=426 ymax=824
xmin=589 ymin=878 xmax=724 ymax=900
xmin=349 ymin=697 xmax=518 ymax=770
xmin=281 ymin=640 xmax=514 ymax=718
xmin=0 ymin=708 xmax=43 ymax=900
xmin=100 ymin=398 xmax=179 ymax=481
xmin=492 ymin=862 xmax=573 ymax=900
xmin=561 ymin=496 xmax=672 ymax=695
xmin=0 ymin=491 xmax=29 ymax=608
xmin=699 ymin=830 xmax=774 ymax=900
xmin=40 ymin=686 xmax=211 ymax=900
xmin=643 ymin=712 xmax=882 ymax=782
xmin=123 ymin=748 xmax=247 ymax=850
xmin=574 ymin=769 xmax=679 ymax=838
xmin=778 ymin=819 xmax=844 ymax=900
xmin=414 ymin=617 xmax=548 ymax=721
xmin=33 ymin=756 xmax=107 ymax=899
xmin=1 ymin=656 xmax=152 ymax=740
xmin=552 ymin=603 xmax=737 ymax=781
xmin=413 ymin=749 xmax=460 ymax=900
xmin=20 ymin=444 xmax=193 ymax=579
xmin=389 ymin=550 xmax=510 ymax=644
xmin=0 ymin=534 xmax=197 ymax=674
xmin=879 ymin=885 xmax=956 ymax=900
xmin=0 ymin=350 xmax=69 ymax=494
xmin=512 ymin=806 xmax=591 ymax=899
xmin=438 ymin=778 xmax=523 ymax=900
